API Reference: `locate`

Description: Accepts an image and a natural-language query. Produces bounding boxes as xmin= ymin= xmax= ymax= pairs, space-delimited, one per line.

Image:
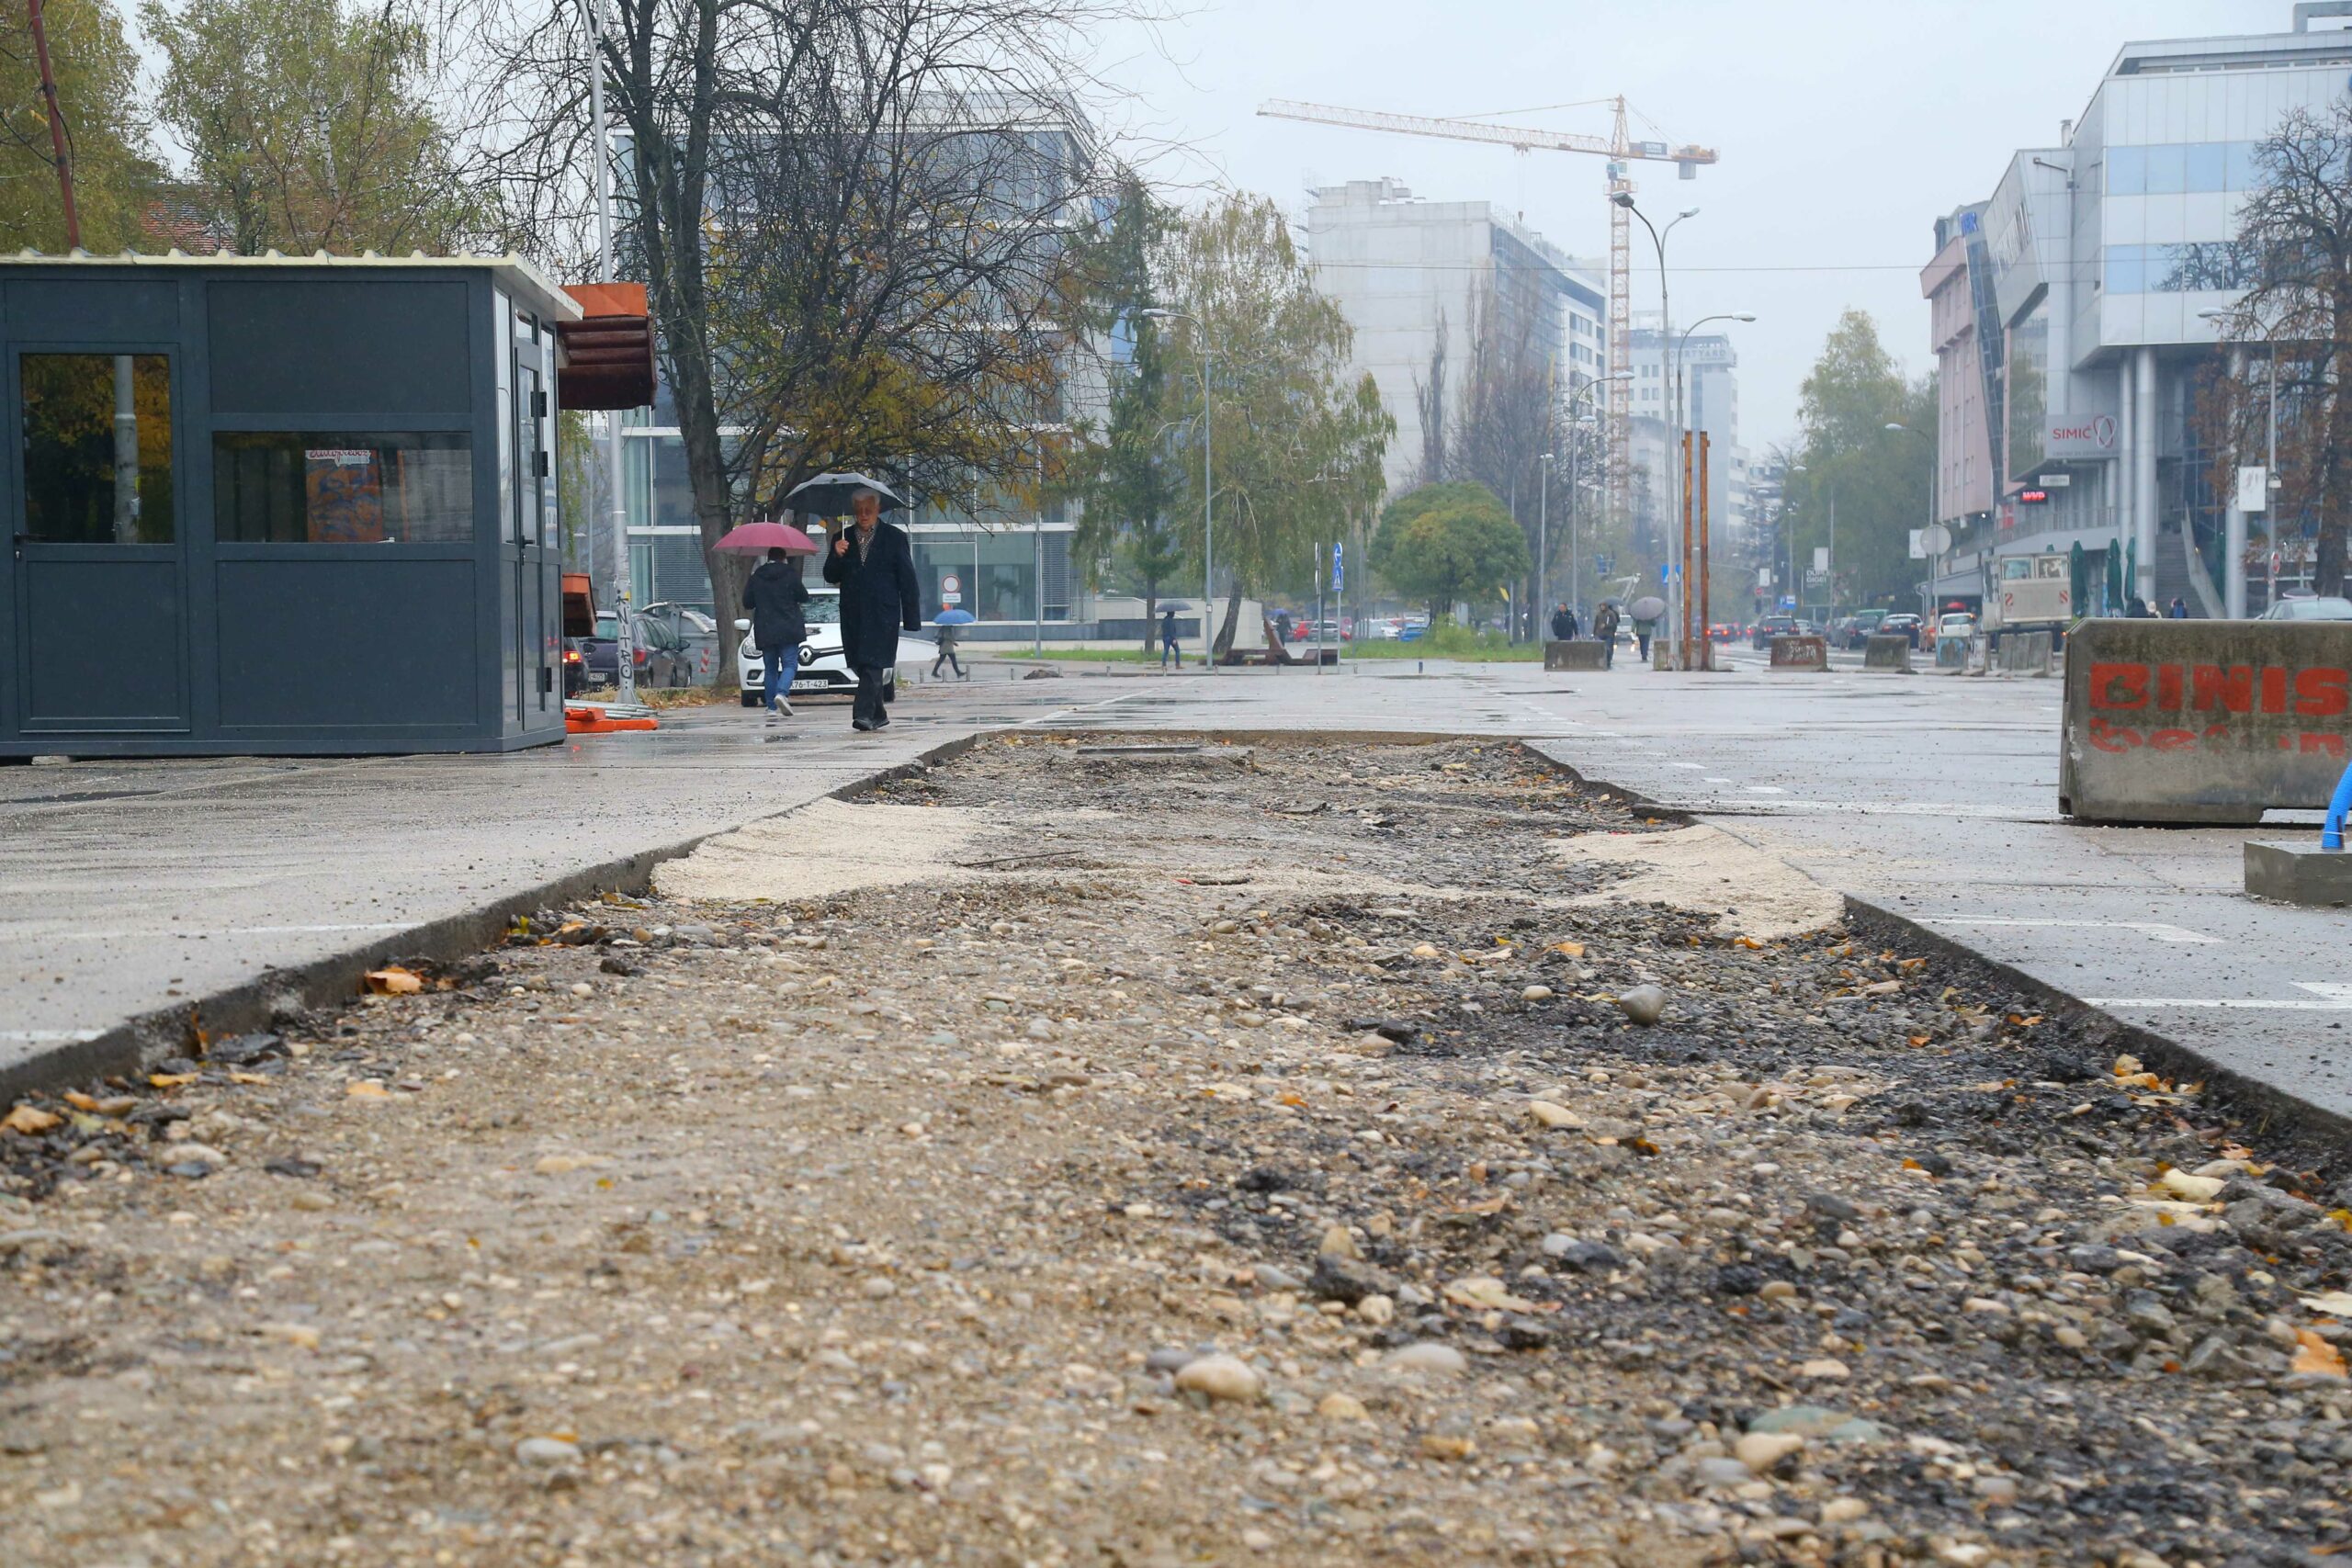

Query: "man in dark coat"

xmin=742 ymin=547 xmax=810 ymax=723
xmin=1549 ymin=603 xmax=1577 ymax=641
xmin=1592 ymin=601 xmax=1621 ymax=668
xmin=821 ymin=487 xmax=922 ymax=731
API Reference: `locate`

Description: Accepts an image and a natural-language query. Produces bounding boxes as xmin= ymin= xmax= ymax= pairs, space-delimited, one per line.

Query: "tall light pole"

xmin=1614 ymin=195 xmax=1698 ymax=665
xmin=1557 ymin=371 xmax=1632 ymax=624
xmin=2200 ymin=306 xmax=2275 ymax=618
xmin=1142 ymin=308 xmax=1214 ymax=670
xmin=585 ymin=0 xmax=635 ymax=702
xmin=1672 ymin=313 xmax=1753 ymax=663
xmin=1883 ymin=422 xmax=1934 ymax=623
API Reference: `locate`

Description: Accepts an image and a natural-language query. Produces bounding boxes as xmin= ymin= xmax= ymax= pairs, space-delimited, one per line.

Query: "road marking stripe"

xmin=1926 ymin=918 xmax=2222 ymax=945
xmin=2087 ymin=998 xmax=2352 ymax=1010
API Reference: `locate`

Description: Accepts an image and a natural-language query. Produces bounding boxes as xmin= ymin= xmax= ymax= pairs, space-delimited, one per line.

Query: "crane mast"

xmin=1258 ymin=96 xmax=1717 ymax=516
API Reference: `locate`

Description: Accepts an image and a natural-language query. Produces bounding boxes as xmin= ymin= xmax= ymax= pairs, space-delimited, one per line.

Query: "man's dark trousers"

xmin=853 ymin=665 xmax=889 ymax=729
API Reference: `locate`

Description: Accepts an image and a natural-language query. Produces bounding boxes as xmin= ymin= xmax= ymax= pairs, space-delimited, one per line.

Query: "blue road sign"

xmin=1332 ymin=541 xmax=1344 ymax=594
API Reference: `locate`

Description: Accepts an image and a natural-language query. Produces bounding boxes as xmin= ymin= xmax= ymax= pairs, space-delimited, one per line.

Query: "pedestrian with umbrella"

xmin=931 ymin=605 xmax=973 ymax=680
xmin=1629 ymin=593 xmax=1667 ymax=665
xmin=795 ymin=474 xmax=922 ymax=733
xmin=713 ymin=519 xmax=819 ymax=724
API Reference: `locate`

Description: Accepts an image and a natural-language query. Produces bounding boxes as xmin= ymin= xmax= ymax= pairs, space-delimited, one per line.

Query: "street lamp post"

xmin=2200 ymin=306 xmax=2279 ymax=619
xmin=585 ymin=0 xmax=635 ymax=702
xmin=1538 ymin=453 xmax=1553 ymax=633
xmin=1614 ymin=195 xmax=1698 ymax=666
xmin=1142 ymin=308 xmax=1213 ymax=669
xmin=1556 ymin=372 xmax=1632 ymax=627
xmin=1883 ymin=422 xmax=1935 ymax=622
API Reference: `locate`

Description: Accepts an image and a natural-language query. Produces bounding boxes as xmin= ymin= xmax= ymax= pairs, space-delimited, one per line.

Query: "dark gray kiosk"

xmin=0 ymin=254 xmax=584 ymax=758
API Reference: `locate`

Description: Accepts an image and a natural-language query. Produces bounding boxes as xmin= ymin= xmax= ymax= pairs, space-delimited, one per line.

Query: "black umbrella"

xmin=783 ymin=472 xmax=910 ymax=517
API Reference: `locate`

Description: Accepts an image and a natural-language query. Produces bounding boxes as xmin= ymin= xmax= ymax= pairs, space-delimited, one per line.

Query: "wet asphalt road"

xmin=3 ymin=651 xmax=2346 ymax=1126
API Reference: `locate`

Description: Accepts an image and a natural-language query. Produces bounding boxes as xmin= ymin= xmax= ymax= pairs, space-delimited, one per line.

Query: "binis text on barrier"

xmin=2061 ymin=621 xmax=2352 ymax=824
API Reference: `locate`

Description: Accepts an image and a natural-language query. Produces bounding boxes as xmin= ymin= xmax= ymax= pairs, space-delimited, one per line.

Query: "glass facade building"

xmin=1929 ymin=13 xmax=2352 ymax=615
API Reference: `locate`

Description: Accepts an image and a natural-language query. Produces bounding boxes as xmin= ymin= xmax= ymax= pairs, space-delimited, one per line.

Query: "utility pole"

xmin=1698 ymin=430 xmax=1712 ymax=665
xmin=587 ymin=0 xmax=635 ymax=703
xmin=1679 ymin=431 xmax=1694 ymax=666
xmin=28 ymin=0 xmax=80 ymax=250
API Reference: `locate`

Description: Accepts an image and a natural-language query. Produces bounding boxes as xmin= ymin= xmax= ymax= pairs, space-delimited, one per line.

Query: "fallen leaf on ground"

xmin=1550 ymin=941 xmax=1586 ymax=958
xmin=1444 ymin=1276 xmax=1541 ymax=1313
xmin=2292 ymin=1330 xmax=2347 ymax=1379
xmin=2301 ymin=1291 xmax=2352 ymax=1317
xmin=365 ymin=966 xmax=424 ymax=996
xmin=62 ymin=1091 xmax=100 ymax=1111
xmin=3 ymin=1104 xmax=61 ymax=1135
xmin=147 ymin=1073 xmax=198 ymax=1089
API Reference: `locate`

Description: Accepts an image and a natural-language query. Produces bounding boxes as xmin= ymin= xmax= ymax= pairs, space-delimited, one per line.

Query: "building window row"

xmin=2105 ymin=141 xmax=2266 ymax=197
xmin=2103 ymin=242 xmax=2254 ymax=294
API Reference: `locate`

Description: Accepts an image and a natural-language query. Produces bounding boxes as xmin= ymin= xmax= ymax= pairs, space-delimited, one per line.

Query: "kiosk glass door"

xmin=10 ymin=352 xmax=187 ymax=731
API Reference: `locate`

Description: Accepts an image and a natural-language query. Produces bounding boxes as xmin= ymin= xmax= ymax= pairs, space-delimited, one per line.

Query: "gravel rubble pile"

xmin=3 ymin=732 xmax=2349 ymax=1568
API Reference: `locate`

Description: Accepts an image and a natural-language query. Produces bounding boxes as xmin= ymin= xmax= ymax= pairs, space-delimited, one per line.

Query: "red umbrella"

xmin=714 ymin=520 xmax=818 ymax=554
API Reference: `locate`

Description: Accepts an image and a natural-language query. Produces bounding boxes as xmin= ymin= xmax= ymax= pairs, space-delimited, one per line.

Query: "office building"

xmin=1928 ymin=4 xmax=2352 ymax=613
xmin=1305 ymin=178 xmax=1605 ymax=491
xmin=1625 ymin=321 xmax=1747 ymax=546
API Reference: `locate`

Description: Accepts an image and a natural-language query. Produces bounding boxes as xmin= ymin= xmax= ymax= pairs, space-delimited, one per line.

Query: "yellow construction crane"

xmin=1256 ymin=96 xmax=1717 ymax=509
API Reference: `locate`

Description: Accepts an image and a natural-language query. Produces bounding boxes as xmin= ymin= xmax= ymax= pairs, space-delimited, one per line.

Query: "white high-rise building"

xmin=1304 ymin=178 xmax=1605 ymax=492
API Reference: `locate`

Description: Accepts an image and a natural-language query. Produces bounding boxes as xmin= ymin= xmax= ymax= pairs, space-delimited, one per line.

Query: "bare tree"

xmin=450 ymin=0 xmax=1158 ymax=650
xmin=2205 ymin=99 xmax=2352 ymax=595
xmin=1409 ymin=310 xmax=1448 ymax=486
xmin=1447 ymin=280 xmax=1561 ymax=636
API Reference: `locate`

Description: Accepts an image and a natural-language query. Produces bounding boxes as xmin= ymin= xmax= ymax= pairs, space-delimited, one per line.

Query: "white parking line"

xmin=2086 ymin=993 xmax=2352 ymax=1010
xmin=1669 ymin=762 xmax=1703 ymax=771
xmin=1746 ymin=785 xmax=1786 ymax=795
xmin=1703 ymin=777 xmax=1734 ymax=784
xmin=1927 ymin=918 xmax=2222 ymax=945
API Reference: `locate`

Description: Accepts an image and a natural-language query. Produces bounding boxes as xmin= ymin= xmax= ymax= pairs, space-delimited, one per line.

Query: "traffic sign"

xmin=941 ymin=572 xmax=963 ymax=607
xmin=1332 ymin=541 xmax=1344 ymax=593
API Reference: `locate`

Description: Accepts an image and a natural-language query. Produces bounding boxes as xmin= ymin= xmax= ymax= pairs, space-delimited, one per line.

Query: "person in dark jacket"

xmin=1592 ymin=601 xmax=1621 ymax=668
xmin=821 ymin=487 xmax=922 ymax=732
xmin=742 ymin=547 xmax=811 ymax=723
xmin=1549 ymin=603 xmax=1577 ymax=640
xmin=2167 ymin=596 xmax=2189 ymax=619
xmin=1160 ymin=604 xmax=1182 ymax=668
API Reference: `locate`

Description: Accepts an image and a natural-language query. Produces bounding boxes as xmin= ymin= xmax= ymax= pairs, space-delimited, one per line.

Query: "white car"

xmin=734 ymin=586 xmax=933 ymax=706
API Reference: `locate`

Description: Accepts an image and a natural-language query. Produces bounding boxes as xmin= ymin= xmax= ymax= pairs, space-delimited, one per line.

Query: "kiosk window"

xmin=214 ymin=432 xmax=471 ymax=543
xmin=20 ymin=354 xmax=175 ymax=543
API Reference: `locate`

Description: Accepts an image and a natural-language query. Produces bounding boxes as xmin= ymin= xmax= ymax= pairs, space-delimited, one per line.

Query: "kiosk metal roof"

xmin=0 ymin=249 xmax=585 ymax=324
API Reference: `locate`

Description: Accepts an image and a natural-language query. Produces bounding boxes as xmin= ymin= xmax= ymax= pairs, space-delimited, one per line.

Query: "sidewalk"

xmin=0 ymin=679 xmax=1136 ymax=1097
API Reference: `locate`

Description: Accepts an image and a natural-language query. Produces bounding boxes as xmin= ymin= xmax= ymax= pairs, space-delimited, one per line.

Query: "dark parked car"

xmin=581 ymin=612 xmax=690 ymax=688
xmin=1750 ymin=615 xmax=1802 ymax=650
xmin=1835 ymin=610 xmax=1888 ymax=649
xmin=1878 ymin=613 xmax=1925 ymax=649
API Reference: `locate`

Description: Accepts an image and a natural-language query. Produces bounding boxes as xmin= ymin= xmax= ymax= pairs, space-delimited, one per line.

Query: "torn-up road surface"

xmin=3 ymin=734 xmax=2348 ymax=1567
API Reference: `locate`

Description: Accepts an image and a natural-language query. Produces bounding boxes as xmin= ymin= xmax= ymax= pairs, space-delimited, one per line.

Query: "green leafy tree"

xmin=144 ymin=0 xmax=492 ymax=255
xmin=1785 ymin=310 xmax=1935 ymax=615
xmin=1065 ymin=173 xmax=1186 ymax=650
xmin=1158 ymin=193 xmax=1392 ymax=656
xmin=1370 ymin=480 xmax=1528 ymax=626
xmin=1 ymin=0 xmax=158 ymax=251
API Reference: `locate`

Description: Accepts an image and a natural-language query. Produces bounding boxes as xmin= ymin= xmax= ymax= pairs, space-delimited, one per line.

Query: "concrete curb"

xmin=1516 ymin=736 xmax=2350 ymax=1171
xmin=0 ymin=727 xmax=1007 ymax=1107
xmin=1840 ymin=894 xmax=2352 ymax=1176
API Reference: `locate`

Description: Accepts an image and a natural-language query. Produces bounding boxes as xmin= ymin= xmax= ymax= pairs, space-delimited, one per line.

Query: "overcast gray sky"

xmin=1093 ymin=0 xmax=2295 ymax=449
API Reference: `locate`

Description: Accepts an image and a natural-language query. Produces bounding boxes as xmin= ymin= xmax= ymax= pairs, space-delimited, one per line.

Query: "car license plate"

xmin=790 ymin=678 xmax=827 ymax=691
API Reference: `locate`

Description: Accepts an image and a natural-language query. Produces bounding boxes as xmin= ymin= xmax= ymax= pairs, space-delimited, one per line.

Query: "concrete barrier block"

xmin=1544 ymin=639 xmax=1605 ymax=671
xmin=1769 ymin=635 xmax=1828 ymax=671
xmin=1998 ymin=631 xmax=2053 ymax=675
xmin=1861 ymin=636 xmax=1911 ymax=672
xmin=2058 ymin=620 xmax=2352 ymax=824
xmin=2245 ymin=840 xmax=2352 ymax=906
